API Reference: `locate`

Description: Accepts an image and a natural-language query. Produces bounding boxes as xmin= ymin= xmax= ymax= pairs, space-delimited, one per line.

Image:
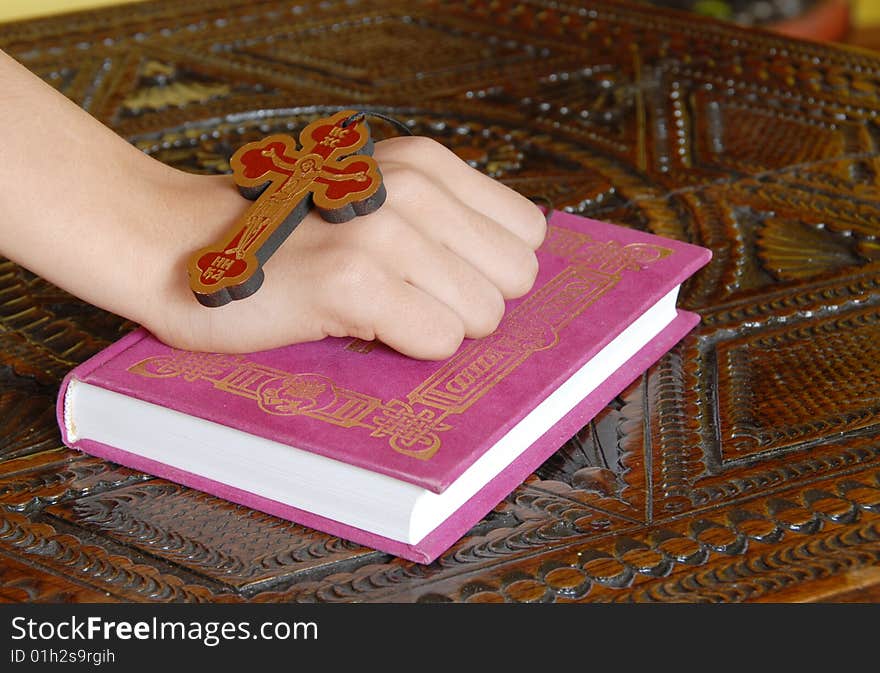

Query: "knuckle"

xmin=423 ymin=319 xmax=466 ymax=360
xmin=380 ymin=135 xmax=448 ymax=164
xmin=468 ymin=288 xmax=506 ymax=338
xmin=375 ymin=211 xmax=412 ymax=243
xmin=348 ymin=209 xmax=411 ymax=249
xmin=522 ymin=206 xmax=548 ymax=249
xmin=501 ymin=248 xmax=540 ymax=298
xmin=381 ymin=163 xmax=434 ymax=202
xmin=324 ymin=248 xmax=383 ymax=298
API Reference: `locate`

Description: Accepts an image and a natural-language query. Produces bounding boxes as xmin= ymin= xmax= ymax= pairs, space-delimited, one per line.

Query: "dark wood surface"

xmin=2 ymin=0 xmax=879 ymax=604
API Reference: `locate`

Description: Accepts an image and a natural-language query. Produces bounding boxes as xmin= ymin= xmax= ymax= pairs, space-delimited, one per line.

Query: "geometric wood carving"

xmin=2 ymin=0 xmax=880 ymax=602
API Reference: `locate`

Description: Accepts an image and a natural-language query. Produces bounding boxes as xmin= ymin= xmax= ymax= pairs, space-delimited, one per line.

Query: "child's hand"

xmin=154 ymin=136 xmax=547 ymax=359
xmin=0 ymin=48 xmax=545 ymax=359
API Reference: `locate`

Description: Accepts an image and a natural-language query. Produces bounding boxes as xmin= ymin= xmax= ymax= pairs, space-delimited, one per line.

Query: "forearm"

xmin=0 ymin=50 xmax=242 ymax=328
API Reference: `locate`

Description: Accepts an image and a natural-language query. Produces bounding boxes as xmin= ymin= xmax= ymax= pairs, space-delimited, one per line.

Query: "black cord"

xmin=341 ymin=110 xmax=414 ymax=136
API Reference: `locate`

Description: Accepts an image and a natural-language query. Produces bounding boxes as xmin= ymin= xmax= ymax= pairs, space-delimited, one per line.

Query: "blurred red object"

xmin=771 ymin=0 xmax=851 ymax=42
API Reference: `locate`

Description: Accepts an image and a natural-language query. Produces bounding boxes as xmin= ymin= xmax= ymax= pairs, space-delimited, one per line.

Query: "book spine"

xmin=56 ymin=327 xmax=151 ymax=447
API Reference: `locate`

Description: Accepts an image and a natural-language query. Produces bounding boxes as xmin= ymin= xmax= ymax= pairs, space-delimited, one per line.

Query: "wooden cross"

xmin=188 ymin=110 xmax=386 ymax=307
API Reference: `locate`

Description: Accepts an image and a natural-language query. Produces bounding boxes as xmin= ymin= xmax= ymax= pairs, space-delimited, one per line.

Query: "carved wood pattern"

xmin=1 ymin=0 xmax=879 ymax=602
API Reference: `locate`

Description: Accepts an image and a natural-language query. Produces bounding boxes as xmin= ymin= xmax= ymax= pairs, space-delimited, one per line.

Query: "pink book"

xmin=57 ymin=211 xmax=711 ymax=564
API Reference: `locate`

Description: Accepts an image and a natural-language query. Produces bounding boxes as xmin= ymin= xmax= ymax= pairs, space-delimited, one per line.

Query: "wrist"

xmin=137 ymin=171 xmax=251 ymax=348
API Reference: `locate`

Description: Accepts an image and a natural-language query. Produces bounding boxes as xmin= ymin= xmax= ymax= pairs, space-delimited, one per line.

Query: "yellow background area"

xmin=0 ymin=1 xmax=145 ymax=23
xmin=856 ymin=0 xmax=880 ymax=23
xmin=0 ymin=0 xmax=878 ymax=24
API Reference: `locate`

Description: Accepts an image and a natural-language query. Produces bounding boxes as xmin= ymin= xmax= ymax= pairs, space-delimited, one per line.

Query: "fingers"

xmin=303 ymin=138 xmax=548 ymax=358
xmin=370 ymin=283 xmax=467 ymax=361
xmin=374 ymin=136 xmax=547 ymax=249
xmin=312 ymin=249 xmax=468 ymax=360
xmin=380 ymin=167 xmax=539 ymax=299
xmin=363 ymin=209 xmax=507 ymax=338
xmin=308 ymin=207 xmax=506 ymax=350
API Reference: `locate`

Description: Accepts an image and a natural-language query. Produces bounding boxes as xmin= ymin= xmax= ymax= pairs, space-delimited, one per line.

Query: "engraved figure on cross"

xmin=188 ymin=110 xmax=386 ymax=307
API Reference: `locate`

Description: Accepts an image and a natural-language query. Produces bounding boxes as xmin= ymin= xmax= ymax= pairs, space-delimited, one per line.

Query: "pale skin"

xmin=0 ymin=49 xmax=546 ymax=360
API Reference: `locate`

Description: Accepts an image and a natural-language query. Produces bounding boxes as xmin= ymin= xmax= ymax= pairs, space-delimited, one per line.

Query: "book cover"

xmin=57 ymin=211 xmax=711 ymax=563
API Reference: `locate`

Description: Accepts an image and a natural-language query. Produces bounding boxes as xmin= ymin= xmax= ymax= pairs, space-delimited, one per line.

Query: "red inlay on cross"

xmin=188 ymin=110 xmax=385 ymax=307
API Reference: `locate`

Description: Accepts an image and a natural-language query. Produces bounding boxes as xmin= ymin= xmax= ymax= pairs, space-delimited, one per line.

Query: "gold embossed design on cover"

xmin=131 ymin=228 xmax=671 ymax=459
xmin=369 ymin=401 xmax=453 ymax=458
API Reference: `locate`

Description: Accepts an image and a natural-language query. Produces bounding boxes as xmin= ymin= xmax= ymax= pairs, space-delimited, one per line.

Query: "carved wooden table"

xmin=1 ymin=0 xmax=879 ymax=603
